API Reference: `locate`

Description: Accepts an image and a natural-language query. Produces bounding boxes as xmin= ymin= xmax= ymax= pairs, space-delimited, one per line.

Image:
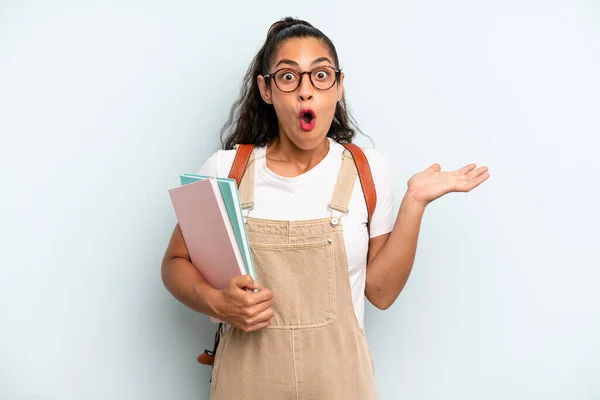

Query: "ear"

xmin=336 ymin=71 xmax=345 ymax=102
xmin=257 ymin=75 xmax=273 ymax=104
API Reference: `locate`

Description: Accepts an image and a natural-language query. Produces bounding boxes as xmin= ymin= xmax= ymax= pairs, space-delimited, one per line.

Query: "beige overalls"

xmin=210 ymin=148 xmax=378 ymax=400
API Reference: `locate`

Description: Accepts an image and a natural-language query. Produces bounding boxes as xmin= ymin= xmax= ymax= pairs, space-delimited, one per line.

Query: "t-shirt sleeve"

xmin=197 ymin=151 xmax=220 ymax=177
xmin=365 ymin=149 xmax=396 ymax=238
xmin=197 ymin=149 xmax=237 ymax=178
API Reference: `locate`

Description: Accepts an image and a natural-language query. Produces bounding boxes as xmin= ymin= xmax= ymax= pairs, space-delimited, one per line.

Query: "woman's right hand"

xmin=212 ymin=275 xmax=274 ymax=332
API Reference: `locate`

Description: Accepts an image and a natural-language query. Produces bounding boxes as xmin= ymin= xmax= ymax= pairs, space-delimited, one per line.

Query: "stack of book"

xmin=169 ymin=174 xmax=256 ymax=322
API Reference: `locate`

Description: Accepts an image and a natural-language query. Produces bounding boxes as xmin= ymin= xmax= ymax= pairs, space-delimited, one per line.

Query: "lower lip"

xmin=299 ymin=117 xmax=316 ymax=131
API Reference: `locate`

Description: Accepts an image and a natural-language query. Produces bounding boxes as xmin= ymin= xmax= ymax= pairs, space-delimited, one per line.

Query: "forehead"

xmin=271 ymin=37 xmax=334 ymax=68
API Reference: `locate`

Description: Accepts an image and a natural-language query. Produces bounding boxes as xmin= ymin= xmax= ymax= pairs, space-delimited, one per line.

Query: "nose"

xmin=297 ymin=72 xmax=314 ymax=102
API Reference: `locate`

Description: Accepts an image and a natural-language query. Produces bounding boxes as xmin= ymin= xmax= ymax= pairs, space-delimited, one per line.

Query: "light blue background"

xmin=1 ymin=0 xmax=599 ymax=399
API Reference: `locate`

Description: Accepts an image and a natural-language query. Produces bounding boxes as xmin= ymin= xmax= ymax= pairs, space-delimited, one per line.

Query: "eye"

xmin=313 ymin=68 xmax=330 ymax=81
xmin=276 ymin=69 xmax=299 ymax=82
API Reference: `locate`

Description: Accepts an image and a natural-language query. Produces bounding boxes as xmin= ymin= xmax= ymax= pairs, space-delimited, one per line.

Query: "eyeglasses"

xmin=264 ymin=66 xmax=342 ymax=93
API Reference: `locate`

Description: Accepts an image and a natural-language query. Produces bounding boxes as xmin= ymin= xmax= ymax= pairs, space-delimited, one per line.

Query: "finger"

xmin=244 ymin=320 xmax=271 ymax=332
xmin=245 ymin=279 xmax=260 ymax=291
xmin=242 ymin=297 xmax=273 ymax=318
xmin=245 ymin=307 xmax=275 ymax=327
xmin=466 ymin=166 xmax=489 ymax=179
xmin=456 ymin=164 xmax=477 ymax=175
xmin=428 ymin=163 xmax=441 ymax=173
xmin=244 ymin=298 xmax=273 ymax=318
xmin=231 ymin=274 xmax=255 ymax=290
xmin=243 ymin=287 xmax=274 ymax=307
xmin=471 ymin=172 xmax=491 ymax=188
xmin=457 ymin=171 xmax=490 ymax=191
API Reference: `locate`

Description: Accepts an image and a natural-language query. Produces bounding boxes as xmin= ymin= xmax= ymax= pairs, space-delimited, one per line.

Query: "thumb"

xmin=244 ymin=277 xmax=260 ymax=291
xmin=428 ymin=163 xmax=441 ymax=173
xmin=231 ymin=274 xmax=257 ymax=290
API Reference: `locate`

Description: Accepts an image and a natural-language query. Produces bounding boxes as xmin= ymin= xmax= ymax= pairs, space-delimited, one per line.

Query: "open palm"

xmin=407 ymin=163 xmax=490 ymax=206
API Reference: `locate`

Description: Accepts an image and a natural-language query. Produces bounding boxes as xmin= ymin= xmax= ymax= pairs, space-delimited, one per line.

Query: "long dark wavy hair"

xmin=219 ymin=17 xmax=363 ymax=150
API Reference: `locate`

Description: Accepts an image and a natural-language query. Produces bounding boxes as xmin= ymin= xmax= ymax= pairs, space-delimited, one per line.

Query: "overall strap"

xmin=328 ymin=149 xmax=357 ymax=215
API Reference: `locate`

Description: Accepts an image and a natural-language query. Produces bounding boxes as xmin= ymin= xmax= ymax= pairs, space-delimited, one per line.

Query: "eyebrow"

xmin=275 ymin=57 xmax=333 ymax=68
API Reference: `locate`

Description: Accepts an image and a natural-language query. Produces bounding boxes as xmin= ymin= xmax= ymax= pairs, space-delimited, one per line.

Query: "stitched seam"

xmin=328 ymin=203 xmax=349 ymax=213
xmin=266 ymin=319 xmax=335 ymax=329
xmin=291 ymin=330 xmax=299 ymax=400
xmin=246 ymin=216 xmax=332 ymax=225
xmin=248 ymin=239 xmax=333 ymax=250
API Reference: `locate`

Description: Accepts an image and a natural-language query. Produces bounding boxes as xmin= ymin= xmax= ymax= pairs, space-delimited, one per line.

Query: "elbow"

xmin=161 ymin=255 xmax=176 ymax=289
xmin=372 ymin=298 xmax=394 ymax=310
xmin=366 ymin=280 xmax=397 ymax=310
xmin=366 ymin=289 xmax=396 ymax=310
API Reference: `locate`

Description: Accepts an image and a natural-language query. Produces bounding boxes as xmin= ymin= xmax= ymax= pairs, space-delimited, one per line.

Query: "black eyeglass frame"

xmin=263 ymin=66 xmax=342 ymax=93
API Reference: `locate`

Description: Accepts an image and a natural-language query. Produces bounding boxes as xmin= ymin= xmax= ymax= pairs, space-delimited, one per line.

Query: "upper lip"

xmin=299 ymin=108 xmax=316 ymax=118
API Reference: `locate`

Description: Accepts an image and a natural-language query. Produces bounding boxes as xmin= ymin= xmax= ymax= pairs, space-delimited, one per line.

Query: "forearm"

xmin=161 ymin=256 xmax=222 ymax=318
xmin=365 ymin=193 xmax=425 ymax=309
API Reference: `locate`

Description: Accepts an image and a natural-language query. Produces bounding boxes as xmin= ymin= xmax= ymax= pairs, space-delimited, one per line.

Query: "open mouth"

xmin=299 ymin=109 xmax=316 ymax=131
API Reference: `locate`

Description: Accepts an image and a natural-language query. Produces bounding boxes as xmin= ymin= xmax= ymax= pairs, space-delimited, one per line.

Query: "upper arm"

xmin=364 ymin=149 xmax=396 ymax=264
xmin=367 ymin=232 xmax=390 ymax=266
xmin=162 ymin=224 xmax=190 ymax=268
xmin=365 ymin=149 xmax=396 ymax=239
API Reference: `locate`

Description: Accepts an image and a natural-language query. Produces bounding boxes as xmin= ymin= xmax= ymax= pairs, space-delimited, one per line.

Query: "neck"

xmin=265 ymin=134 xmax=330 ymax=177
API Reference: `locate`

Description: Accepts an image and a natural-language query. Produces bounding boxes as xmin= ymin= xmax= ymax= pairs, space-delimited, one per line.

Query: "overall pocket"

xmin=250 ymin=239 xmax=336 ymax=328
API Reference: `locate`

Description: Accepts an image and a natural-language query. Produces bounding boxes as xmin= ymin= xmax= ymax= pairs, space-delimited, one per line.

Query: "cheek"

xmin=319 ymin=92 xmax=339 ymax=118
xmin=271 ymin=94 xmax=296 ymax=119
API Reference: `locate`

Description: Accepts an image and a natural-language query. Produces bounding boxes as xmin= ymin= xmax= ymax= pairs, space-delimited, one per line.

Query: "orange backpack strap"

xmin=228 ymin=144 xmax=255 ymax=187
xmin=197 ymin=322 xmax=225 ymax=366
xmin=228 ymin=142 xmax=377 ymax=222
xmin=342 ymin=143 xmax=377 ymax=226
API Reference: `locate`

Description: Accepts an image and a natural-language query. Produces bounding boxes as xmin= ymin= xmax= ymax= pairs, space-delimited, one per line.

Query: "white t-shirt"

xmin=197 ymin=137 xmax=396 ymax=328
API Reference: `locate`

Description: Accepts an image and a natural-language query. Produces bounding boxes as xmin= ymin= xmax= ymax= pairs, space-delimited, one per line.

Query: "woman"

xmin=161 ymin=17 xmax=490 ymax=399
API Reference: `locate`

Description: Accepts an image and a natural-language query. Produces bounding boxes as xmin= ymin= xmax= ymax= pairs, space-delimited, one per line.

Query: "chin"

xmin=290 ymin=131 xmax=327 ymax=150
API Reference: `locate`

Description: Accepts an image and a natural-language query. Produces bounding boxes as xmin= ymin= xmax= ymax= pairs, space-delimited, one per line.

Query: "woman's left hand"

xmin=406 ymin=163 xmax=490 ymax=207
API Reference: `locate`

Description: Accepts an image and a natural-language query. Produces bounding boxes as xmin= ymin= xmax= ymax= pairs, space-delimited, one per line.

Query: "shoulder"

xmin=197 ymin=148 xmax=237 ymax=178
xmin=362 ymin=147 xmax=392 ymax=177
xmin=332 ymin=140 xmax=391 ymax=173
xmin=360 ymin=148 xmax=396 ymax=237
xmin=361 ymin=148 xmax=394 ymax=206
xmin=330 ymin=141 xmax=393 ymax=187
xmin=347 ymin=145 xmax=394 ymax=189
xmin=198 ymin=144 xmax=268 ymax=177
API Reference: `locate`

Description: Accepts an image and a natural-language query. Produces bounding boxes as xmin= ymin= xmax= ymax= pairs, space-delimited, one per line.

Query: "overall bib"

xmin=210 ymin=147 xmax=378 ymax=400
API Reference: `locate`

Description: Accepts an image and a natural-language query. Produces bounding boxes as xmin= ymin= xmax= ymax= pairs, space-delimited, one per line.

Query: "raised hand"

xmin=406 ymin=163 xmax=490 ymax=207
